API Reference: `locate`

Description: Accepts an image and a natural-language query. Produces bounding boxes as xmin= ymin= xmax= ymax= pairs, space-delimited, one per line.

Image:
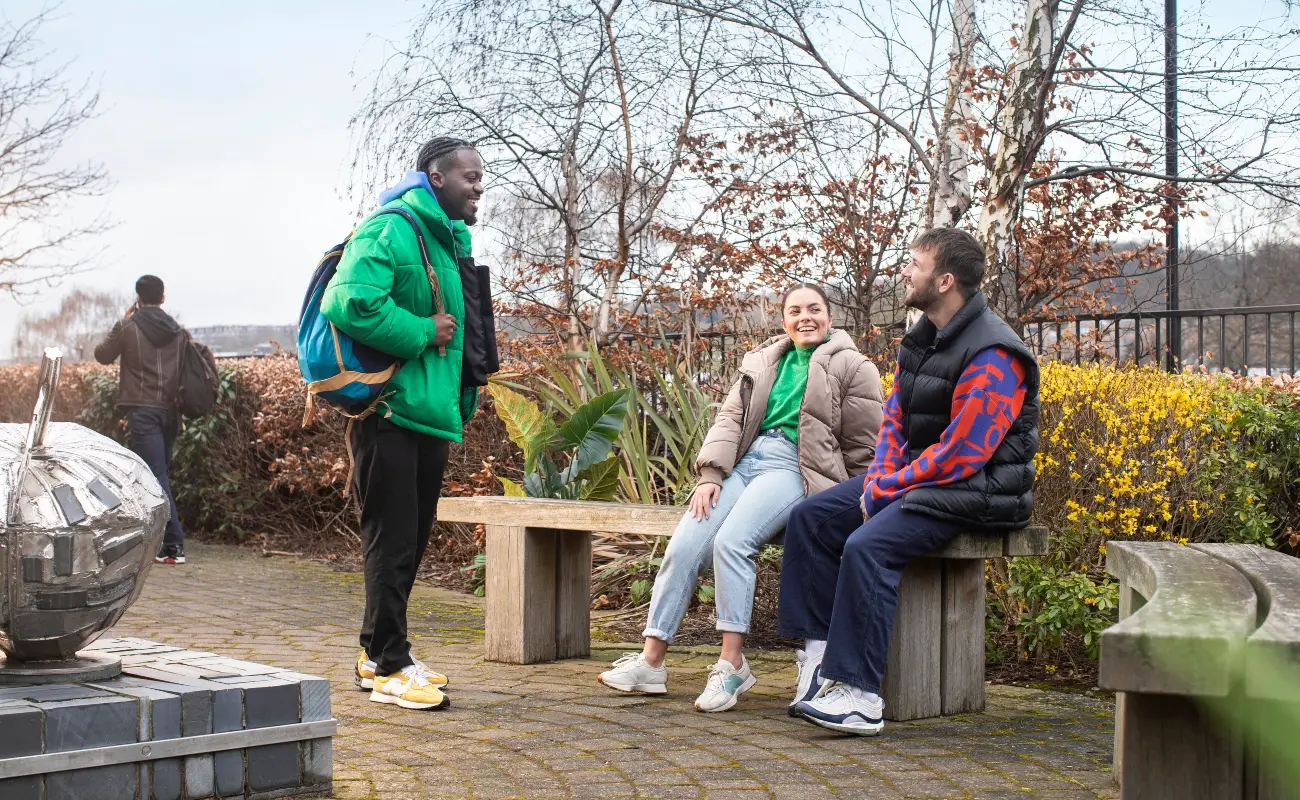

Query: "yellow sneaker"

xmin=355 ymin=650 xmax=448 ymax=691
xmin=370 ymin=664 xmax=451 ymax=710
xmin=355 ymin=650 xmax=376 ymax=690
xmin=411 ymin=658 xmax=449 ymax=689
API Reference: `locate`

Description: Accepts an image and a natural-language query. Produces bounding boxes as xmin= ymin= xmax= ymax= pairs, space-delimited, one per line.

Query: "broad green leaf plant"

xmin=487 ymin=382 xmax=631 ymax=501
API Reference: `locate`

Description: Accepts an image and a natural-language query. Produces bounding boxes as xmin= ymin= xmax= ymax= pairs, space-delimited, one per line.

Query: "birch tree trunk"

xmin=911 ymin=0 xmax=981 ymax=328
xmin=923 ymin=0 xmax=979 ymax=231
xmin=562 ymin=122 xmax=585 ymax=355
xmin=976 ymin=0 xmax=1058 ymax=319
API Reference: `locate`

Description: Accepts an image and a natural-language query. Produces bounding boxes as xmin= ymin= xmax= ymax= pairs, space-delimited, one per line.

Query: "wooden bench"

xmin=441 ymin=495 xmax=1048 ymax=721
xmin=1101 ymin=541 xmax=1300 ymax=798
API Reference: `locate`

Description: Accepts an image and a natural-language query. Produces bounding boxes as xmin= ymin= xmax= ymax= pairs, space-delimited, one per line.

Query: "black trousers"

xmin=777 ymin=475 xmax=962 ymax=692
xmin=127 ymin=407 xmax=184 ymax=549
xmin=350 ymin=415 xmax=450 ymax=676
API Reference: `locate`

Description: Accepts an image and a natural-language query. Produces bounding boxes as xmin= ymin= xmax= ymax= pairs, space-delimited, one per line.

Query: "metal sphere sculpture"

xmin=0 ymin=348 xmax=168 ymax=680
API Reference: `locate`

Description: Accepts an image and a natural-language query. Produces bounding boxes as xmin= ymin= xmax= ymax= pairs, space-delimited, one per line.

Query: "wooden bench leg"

xmin=883 ymin=558 xmax=943 ymax=721
xmin=941 ymin=558 xmax=986 ymax=715
xmin=555 ymin=531 xmax=592 ymax=659
xmin=1118 ymin=692 xmax=1243 ymax=800
xmin=485 ymin=525 xmax=557 ymax=664
xmin=1113 ymin=581 xmax=1146 ymax=782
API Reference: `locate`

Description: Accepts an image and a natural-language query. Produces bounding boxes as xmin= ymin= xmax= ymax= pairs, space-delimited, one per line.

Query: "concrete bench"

xmin=439 ymin=495 xmax=1048 ymax=721
xmin=1101 ymin=541 xmax=1300 ymax=798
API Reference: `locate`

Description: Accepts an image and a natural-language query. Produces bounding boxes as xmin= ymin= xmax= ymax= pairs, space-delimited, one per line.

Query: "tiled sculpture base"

xmin=0 ymin=638 xmax=335 ymax=799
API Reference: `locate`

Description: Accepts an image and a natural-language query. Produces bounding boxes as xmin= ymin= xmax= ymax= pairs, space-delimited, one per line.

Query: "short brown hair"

xmin=911 ymin=228 xmax=985 ymax=299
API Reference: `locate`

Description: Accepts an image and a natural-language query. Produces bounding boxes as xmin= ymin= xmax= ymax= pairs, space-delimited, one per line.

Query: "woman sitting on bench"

xmin=598 ymin=283 xmax=884 ymax=712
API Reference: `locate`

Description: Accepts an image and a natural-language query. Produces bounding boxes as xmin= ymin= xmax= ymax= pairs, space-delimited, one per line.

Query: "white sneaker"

xmin=598 ymin=653 xmax=668 ymax=694
xmin=789 ymin=648 xmax=825 ymax=714
xmin=694 ymin=657 xmax=757 ymax=713
xmin=791 ymin=681 xmax=885 ymax=736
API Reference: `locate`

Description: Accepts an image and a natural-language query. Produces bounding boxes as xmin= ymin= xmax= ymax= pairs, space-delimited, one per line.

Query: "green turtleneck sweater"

xmin=758 ymin=344 xmax=813 ymax=442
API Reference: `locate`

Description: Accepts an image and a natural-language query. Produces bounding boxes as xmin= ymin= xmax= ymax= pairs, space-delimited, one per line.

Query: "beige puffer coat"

xmin=696 ymin=329 xmax=885 ymax=496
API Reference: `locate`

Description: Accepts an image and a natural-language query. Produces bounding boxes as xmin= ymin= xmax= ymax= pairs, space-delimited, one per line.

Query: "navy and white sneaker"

xmin=792 ymin=681 xmax=885 ymax=736
xmin=788 ymin=648 xmax=824 ymax=716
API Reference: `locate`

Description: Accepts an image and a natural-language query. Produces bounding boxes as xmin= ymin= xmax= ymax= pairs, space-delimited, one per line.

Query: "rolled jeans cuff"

xmin=642 ymin=627 xmax=673 ymax=643
xmin=715 ymin=620 xmax=749 ymax=634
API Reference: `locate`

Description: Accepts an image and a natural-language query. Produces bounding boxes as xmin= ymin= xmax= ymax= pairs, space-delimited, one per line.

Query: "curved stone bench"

xmin=439 ymin=496 xmax=1048 ymax=721
xmin=1101 ymin=541 xmax=1257 ymax=798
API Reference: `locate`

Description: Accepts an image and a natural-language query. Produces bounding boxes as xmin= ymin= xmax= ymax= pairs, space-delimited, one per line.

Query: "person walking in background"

xmin=598 ymin=283 xmax=884 ymax=713
xmin=779 ymin=228 xmax=1040 ymax=736
xmin=94 ymin=275 xmax=190 ymax=565
xmin=322 ymin=137 xmax=498 ymax=712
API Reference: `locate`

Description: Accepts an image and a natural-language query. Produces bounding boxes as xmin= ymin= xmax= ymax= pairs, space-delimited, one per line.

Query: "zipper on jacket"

xmin=903 ymin=345 xmax=936 ymax=450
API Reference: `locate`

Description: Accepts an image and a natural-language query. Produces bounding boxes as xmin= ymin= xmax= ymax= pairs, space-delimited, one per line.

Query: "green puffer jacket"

xmin=321 ymin=173 xmax=478 ymax=441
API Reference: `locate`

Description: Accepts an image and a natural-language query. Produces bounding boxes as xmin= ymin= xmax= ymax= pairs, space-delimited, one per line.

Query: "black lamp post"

xmin=1165 ymin=0 xmax=1180 ymax=371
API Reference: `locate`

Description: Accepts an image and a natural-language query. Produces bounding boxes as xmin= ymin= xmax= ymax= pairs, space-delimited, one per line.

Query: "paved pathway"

xmin=110 ymin=544 xmax=1118 ymax=799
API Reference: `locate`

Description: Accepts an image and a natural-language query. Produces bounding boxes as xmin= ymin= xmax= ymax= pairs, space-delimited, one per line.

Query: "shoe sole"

xmin=369 ymin=690 xmax=450 ymax=710
xmin=154 ymin=558 xmax=185 ymax=564
xmin=695 ymin=673 xmax=757 ymax=713
xmin=793 ymin=708 xmax=884 ymax=736
xmin=597 ymin=676 xmax=667 ymax=695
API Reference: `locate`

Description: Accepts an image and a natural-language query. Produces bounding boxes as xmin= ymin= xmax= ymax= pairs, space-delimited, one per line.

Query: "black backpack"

xmin=177 ymin=331 xmax=220 ymax=418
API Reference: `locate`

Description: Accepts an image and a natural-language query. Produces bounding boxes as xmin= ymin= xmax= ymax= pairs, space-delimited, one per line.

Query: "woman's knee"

xmin=712 ymin=530 xmax=760 ymax=567
xmin=661 ymin=516 xmax=718 ymax=573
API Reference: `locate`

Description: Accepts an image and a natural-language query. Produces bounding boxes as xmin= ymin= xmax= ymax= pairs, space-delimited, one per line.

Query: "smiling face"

xmin=782 ymin=287 xmax=832 ymax=348
xmin=429 ymin=148 xmax=485 ymax=225
xmin=901 ymin=246 xmax=954 ymax=312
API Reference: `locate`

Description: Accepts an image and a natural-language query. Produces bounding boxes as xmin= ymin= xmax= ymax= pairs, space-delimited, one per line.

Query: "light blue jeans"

xmin=643 ymin=431 xmax=806 ymax=642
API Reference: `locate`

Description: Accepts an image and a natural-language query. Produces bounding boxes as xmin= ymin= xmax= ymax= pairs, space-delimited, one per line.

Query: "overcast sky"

xmin=1 ymin=0 xmax=425 ymax=356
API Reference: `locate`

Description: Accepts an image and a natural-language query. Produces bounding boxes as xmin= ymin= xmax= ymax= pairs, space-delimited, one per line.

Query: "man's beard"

xmin=904 ymin=278 xmax=940 ymax=311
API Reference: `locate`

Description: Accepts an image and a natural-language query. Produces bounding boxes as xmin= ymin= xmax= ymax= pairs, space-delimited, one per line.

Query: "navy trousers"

xmin=127 ymin=407 xmax=184 ymax=549
xmin=777 ymin=475 xmax=962 ymax=692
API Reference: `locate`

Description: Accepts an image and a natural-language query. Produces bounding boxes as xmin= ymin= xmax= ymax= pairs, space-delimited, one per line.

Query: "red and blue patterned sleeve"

xmin=863 ymin=347 xmax=1028 ymax=518
xmin=863 ymin=365 xmax=906 ymax=488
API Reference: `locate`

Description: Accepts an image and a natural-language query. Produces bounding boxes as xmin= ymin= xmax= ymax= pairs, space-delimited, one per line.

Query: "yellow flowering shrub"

xmin=991 ymin=363 xmax=1300 ymax=665
xmin=1034 ymin=363 xmax=1227 ymax=566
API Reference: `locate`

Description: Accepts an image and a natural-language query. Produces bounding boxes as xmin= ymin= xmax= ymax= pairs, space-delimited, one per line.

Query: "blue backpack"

xmin=297 ymin=207 xmax=443 ymax=426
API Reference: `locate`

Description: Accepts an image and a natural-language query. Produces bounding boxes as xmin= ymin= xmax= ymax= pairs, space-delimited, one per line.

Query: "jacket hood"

xmin=745 ymin=328 xmax=859 ymax=371
xmin=132 ymin=307 xmax=182 ymax=347
xmin=376 ymin=171 xmax=472 ymax=259
xmin=379 ymin=170 xmax=438 ymax=206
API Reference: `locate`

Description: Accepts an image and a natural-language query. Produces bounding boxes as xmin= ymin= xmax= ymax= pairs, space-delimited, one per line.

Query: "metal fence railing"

xmin=1023 ymin=304 xmax=1300 ymax=376
xmin=497 ymin=304 xmax=1300 ymax=378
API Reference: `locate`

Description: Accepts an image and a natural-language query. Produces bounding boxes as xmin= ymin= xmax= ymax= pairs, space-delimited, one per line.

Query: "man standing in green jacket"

xmin=321 ymin=137 xmax=498 ymax=711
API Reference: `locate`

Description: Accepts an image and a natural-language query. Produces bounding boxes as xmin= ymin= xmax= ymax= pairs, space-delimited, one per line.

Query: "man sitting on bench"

xmin=778 ymin=228 xmax=1041 ymax=736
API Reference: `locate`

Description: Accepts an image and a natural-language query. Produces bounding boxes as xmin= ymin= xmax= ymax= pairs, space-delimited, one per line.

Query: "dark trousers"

xmin=127 ymin=407 xmax=184 ymax=549
xmin=777 ymin=475 xmax=962 ymax=692
xmin=350 ymin=415 xmax=449 ymax=676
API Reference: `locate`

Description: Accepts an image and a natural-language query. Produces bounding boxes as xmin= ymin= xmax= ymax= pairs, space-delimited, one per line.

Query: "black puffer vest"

xmin=896 ymin=292 xmax=1040 ymax=530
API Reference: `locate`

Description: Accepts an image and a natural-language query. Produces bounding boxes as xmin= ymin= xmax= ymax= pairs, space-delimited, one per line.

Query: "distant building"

xmin=191 ymin=325 xmax=297 ymax=358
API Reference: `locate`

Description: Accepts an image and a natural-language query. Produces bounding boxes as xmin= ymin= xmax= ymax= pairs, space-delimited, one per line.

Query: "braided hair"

xmin=416 ymin=137 xmax=475 ymax=175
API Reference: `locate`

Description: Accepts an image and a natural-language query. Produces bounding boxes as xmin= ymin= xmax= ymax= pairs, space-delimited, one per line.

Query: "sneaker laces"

xmin=705 ymin=659 xmax=735 ymax=692
xmin=610 ymin=652 xmax=646 ymax=669
xmin=814 ymin=680 xmax=850 ymax=705
xmin=399 ymin=663 xmax=434 ymax=687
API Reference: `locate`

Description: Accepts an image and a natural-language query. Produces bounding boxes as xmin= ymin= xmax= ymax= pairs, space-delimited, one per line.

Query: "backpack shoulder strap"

xmin=369 ymin=206 xmax=447 ymax=354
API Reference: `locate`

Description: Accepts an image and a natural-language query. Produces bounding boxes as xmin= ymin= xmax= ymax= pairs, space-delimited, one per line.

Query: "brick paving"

xmin=110 ymin=544 xmax=1118 ymax=799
